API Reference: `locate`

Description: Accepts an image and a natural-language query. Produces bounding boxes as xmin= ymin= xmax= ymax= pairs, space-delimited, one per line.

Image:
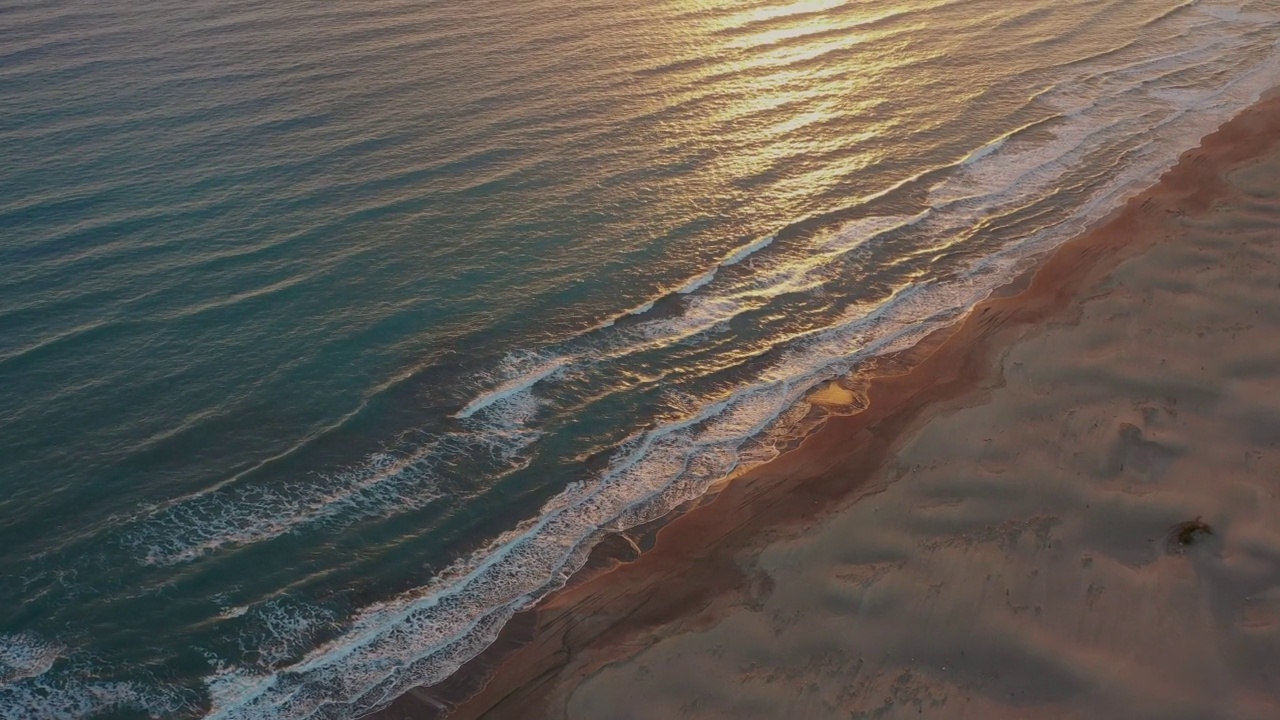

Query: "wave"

xmin=115 ymin=0 xmax=1280 ymax=577
xmin=624 ymin=232 xmax=775 ymax=299
xmin=0 ymin=633 xmax=190 ymax=720
xmin=124 ymin=0 xmax=1273 ymax=578
xmin=719 ymin=232 xmax=775 ymax=267
xmin=676 ymin=269 xmax=717 ymax=294
xmin=476 ymin=17 xmax=1274 ymax=391
xmin=197 ymin=241 xmax=1030 ymax=720
xmin=454 ymin=352 xmax=568 ymax=420
xmin=184 ymin=7 xmax=1280 ymax=716
xmin=673 ymin=232 xmax=776 ymax=294
xmin=123 ymin=342 xmax=574 ymax=565
xmin=125 ymin=449 xmax=446 ymax=566
xmin=960 ymin=135 xmax=1007 ymax=167
xmin=0 ymin=634 xmax=61 ymax=686
xmin=123 ymin=414 xmax=547 ymax=567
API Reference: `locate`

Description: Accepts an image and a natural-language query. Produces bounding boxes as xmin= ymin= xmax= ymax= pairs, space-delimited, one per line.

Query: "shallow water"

xmin=2 ymin=1 xmax=1279 ymax=717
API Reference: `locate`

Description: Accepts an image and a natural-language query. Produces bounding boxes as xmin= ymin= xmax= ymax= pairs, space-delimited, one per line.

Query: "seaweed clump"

xmin=1165 ymin=517 xmax=1213 ymax=554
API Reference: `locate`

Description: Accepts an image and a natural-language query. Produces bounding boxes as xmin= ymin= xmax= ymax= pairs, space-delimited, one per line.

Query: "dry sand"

xmin=373 ymin=94 xmax=1280 ymax=720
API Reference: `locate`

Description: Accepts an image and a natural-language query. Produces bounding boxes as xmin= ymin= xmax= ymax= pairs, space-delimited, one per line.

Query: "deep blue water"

xmin=2 ymin=0 xmax=1279 ymax=717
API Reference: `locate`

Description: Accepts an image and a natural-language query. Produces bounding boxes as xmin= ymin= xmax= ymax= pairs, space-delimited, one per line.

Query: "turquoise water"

xmin=2 ymin=0 xmax=1279 ymax=717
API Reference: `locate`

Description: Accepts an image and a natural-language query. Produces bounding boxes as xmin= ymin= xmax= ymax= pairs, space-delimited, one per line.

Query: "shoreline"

xmin=368 ymin=88 xmax=1280 ymax=720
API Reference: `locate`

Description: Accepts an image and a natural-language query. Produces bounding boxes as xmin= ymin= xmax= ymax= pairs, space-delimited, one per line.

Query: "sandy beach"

xmin=371 ymin=92 xmax=1280 ymax=720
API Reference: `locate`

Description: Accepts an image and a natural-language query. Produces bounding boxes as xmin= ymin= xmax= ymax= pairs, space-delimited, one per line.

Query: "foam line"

xmin=676 ymin=268 xmax=717 ymax=294
xmin=676 ymin=233 xmax=775 ymax=294
xmin=454 ymin=355 xmax=568 ymax=419
xmin=719 ymin=233 xmax=775 ymax=267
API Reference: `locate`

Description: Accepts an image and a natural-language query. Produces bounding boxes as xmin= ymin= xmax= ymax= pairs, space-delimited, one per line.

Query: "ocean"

xmin=2 ymin=0 xmax=1278 ymax=717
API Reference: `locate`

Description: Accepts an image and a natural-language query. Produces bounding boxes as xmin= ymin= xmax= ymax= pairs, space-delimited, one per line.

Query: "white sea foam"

xmin=720 ymin=233 xmax=775 ymax=267
xmin=615 ymin=213 xmax=927 ymax=353
xmin=490 ymin=16 xmax=1274 ymax=380
xmin=0 ymin=633 xmax=62 ymax=685
xmin=0 ymin=634 xmax=189 ymax=720
xmin=125 ymin=346 xmax=564 ymax=566
xmin=0 ymin=677 xmax=180 ymax=720
xmin=677 ymin=233 xmax=775 ymax=294
xmin=126 ymin=447 xmax=449 ymax=565
xmin=960 ymin=135 xmax=1006 ymax=166
xmin=234 ymin=600 xmax=339 ymax=670
xmin=219 ymin=605 xmax=251 ymax=620
xmin=676 ymin=268 xmax=717 ymax=294
xmin=454 ymin=352 xmax=569 ymax=419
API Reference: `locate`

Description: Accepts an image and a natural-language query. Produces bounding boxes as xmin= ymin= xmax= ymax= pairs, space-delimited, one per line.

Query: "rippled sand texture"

xmin=558 ymin=124 xmax=1280 ymax=720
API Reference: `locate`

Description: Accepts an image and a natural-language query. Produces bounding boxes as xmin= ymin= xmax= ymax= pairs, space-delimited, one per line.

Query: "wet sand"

xmin=371 ymin=91 xmax=1280 ymax=720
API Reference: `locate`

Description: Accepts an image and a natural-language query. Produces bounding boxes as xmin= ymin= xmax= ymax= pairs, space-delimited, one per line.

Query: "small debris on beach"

xmin=1165 ymin=517 xmax=1213 ymax=554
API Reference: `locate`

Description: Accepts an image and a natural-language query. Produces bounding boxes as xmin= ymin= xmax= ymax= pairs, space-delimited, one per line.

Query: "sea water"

xmin=2 ymin=1 xmax=1279 ymax=717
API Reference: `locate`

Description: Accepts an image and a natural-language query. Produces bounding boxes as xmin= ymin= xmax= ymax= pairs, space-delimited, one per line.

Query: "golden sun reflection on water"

xmin=641 ymin=0 xmax=932 ymax=214
xmin=718 ymin=0 xmax=852 ymax=29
